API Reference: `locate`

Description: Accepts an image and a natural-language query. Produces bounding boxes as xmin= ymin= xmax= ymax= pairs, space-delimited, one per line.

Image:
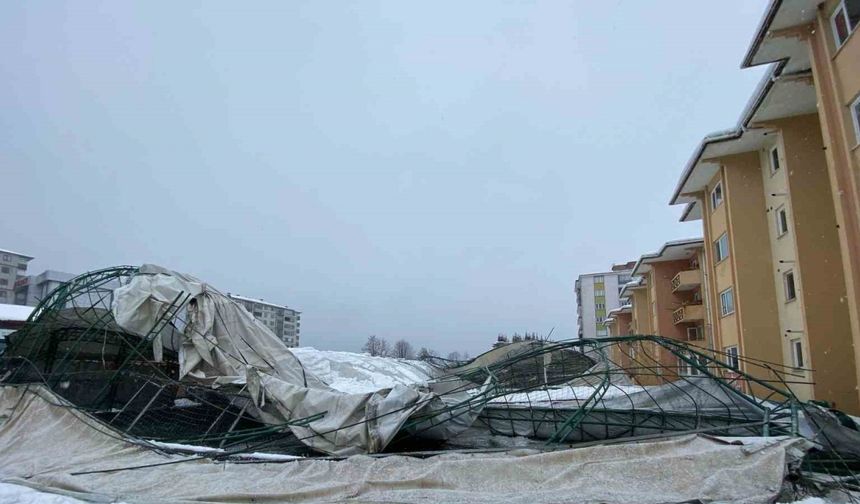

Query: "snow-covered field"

xmin=289 ymin=347 xmax=437 ymax=393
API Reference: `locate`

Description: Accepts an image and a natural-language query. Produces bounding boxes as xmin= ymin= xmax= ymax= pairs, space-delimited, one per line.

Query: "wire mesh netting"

xmin=1 ymin=265 xmax=860 ymax=499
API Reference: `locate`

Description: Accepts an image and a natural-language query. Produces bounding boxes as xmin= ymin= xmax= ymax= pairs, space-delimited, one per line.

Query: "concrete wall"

xmin=808 ymin=0 xmax=860 ymax=411
xmin=722 ymin=151 xmax=783 ymax=371
xmin=778 ymin=113 xmax=859 ymax=412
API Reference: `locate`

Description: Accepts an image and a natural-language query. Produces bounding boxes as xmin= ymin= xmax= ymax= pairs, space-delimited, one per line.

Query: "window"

xmin=725 ymin=346 xmax=740 ymax=370
xmin=596 ymin=315 xmax=605 ymax=323
xmin=769 ymin=146 xmax=781 ymax=174
xmin=784 ymin=270 xmax=797 ymax=302
xmin=710 ymin=182 xmax=723 ymax=210
xmin=594 ymin=289 xmax=605 ymax=297
xmin=0 ymin=267 xmax=8 ymax=274
xmin=684 ymin=353 xmax=708 ymax=376
xmin=776 ymin=206 xmax=789 ymax=236
xmin=593 ymin=275 xmax=604 ymax=284
xmin=852 ymin=94 xmax=860 ymax=146
xmin=17 ymin=263 xmax=26 ymax=270
xmin=719 ymin=287 xmax=735 ymax=317
xmin=791 ymin=339 xmax=805 ymax=368
xmin=595 ymin=303 xmax=605 ymax=310
xmin=0 ymin=279 xmax=7 ymax=286
xmin=831 ymin=0 xmax=860 ymax=48
xmin=1 ymin=255 xmax=8 ymax=261
xmin=713 ymin=233 xmax=729 ymax=263
xmin=596 ymin=328 xmax=608 ymax=337
xmin=687 ymin=326 xmax=703 ymax=341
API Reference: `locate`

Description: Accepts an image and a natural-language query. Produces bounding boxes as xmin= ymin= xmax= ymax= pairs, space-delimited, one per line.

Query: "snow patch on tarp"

xmin=289 ymin=347 xmax=437 ymax=394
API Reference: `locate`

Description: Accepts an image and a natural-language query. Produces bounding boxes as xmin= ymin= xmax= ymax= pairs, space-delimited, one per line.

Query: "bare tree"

xmin=417 ymin=347 xmax=438 ymax=360
xmin=362 ymin=335 xmax=390 ymax=357
xmin=447 ymin=351 xmax=462 ymax=361
xmin=392 ymin=339 xmax=414 ymax=359
xmin=462 ymin=351 xmax=470 ymax=361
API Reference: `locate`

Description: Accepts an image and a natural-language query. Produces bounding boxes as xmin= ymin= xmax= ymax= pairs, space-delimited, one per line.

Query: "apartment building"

xmin=228 ymin=294 xmax=301 ymax=347
xmin=575 ymin=261 xmax=635 ymax=339
xmin=665 ymin=0 xmax=860 ymax=410
xmin=742 ymin=1 xmax=860 ymax=372
xmin=606 ymin=240 xmax=707 ymax=382
xmin=14 ymin=270 xmax=76 ymax=306
xmin=0 ymin=249 xmax=32 ymax=305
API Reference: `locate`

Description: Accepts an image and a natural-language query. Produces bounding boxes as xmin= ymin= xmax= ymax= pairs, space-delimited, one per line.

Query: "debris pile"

xmin=2 ymin=265 xmax=860 ymax=502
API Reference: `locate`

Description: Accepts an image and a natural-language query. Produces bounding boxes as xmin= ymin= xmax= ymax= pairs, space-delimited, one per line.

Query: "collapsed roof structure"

xmin=2 ymin=265 xmax=860 ymax=502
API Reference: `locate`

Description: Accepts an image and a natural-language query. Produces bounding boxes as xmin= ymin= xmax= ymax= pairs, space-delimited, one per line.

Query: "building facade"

xmin=0 ymin=249 xmax=33 ymax=305
xmin=228 ymin=294 xmax=301 ymax=347
xmin=14 ymin=270 xmax=76 ymax=306
xmin=605 ymin=240 xmax=707 ymax=384
xmin=664 ymin=0 xmax=860 ymax=412
xmin=575 ymin=262 xmax=635 ymax=339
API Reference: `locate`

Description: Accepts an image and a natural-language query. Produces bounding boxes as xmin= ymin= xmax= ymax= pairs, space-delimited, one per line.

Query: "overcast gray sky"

xmin=2 ymin=1 xmax=768 ymax=355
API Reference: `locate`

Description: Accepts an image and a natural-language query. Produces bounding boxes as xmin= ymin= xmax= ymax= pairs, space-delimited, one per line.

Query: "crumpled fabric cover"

xmin=111 ymin=264 xmax=437 ymax=455
xmin=0 ymin=385 xmax=809 ymax=504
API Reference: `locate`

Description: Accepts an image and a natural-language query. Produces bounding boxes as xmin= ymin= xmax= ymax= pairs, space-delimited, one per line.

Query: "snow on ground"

xmin=0 ymin=303 xmax=34 ymax=322
xmin=289 ymin=347 xmax=437 ymax=394
xmin=490 ymin=384 xmax=647 ymax=405
xmin=142 ymin=440 xmax=224 ymax=454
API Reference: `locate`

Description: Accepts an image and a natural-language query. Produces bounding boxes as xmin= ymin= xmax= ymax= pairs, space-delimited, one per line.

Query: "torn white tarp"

xmin=111 ymin=265 xmax=445 ymax=455
xmin=0 ymin=384 xmax=812 ymax=504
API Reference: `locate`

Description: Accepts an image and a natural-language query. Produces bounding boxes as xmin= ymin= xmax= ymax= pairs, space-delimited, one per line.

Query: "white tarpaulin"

xmin=111 ymin=265 xmax=447 ymax=455
xmin=0 ymin=385 xmax=810 ymax=504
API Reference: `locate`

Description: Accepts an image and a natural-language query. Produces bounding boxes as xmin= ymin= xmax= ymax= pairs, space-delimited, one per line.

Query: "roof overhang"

xmin=631 ymin=238 xmax=704 ymax=276
xmin=680 ymin=201 xmax=702 ymax=222
xmin=742 ymin=0 xmax=818 ymax=71
xmin=618 ymin=278 xmax=645 ymax=298
xmin=670 ymin=63 xmax=815 ymax=207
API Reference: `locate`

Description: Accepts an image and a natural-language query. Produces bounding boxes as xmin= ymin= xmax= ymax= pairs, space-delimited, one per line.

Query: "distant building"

xmin=575 ymin=261 xmax=635 ymax=339
xmin=14 ymin=270 xmax=76 ymax=306
xmin=0 ymin=303 xmax=34 ymax=353
xmin=0 ymin=249 xmax=33 ymax=305
xmin=228 ymin=294 xmax=301 ymax=347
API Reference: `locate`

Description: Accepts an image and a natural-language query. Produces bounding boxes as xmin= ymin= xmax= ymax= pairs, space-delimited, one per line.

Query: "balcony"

xmin=672 ymin=304 xmax=704 ymax=325
xmin=671 ymin=269 xmax=701 ymax=293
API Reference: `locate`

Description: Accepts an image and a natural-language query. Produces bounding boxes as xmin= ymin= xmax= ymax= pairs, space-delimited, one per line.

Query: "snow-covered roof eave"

xmin=0 ymin=303 xmax=34 ymax=323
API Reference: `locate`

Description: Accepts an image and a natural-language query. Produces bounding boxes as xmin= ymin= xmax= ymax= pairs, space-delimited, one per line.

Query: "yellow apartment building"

xmin=669 ymin=2 xmax=858 ymax=408
xmin=744 ymin=1 xmax=860 ymax=361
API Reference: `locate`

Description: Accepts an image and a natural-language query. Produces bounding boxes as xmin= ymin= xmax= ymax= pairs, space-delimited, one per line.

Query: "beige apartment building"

xmin=666 ymin=0 xmax=860 ymax=411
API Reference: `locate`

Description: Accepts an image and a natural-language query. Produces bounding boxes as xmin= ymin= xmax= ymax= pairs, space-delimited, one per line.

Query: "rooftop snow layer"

xmin=0 ymin=304 xmax=34 ymax=322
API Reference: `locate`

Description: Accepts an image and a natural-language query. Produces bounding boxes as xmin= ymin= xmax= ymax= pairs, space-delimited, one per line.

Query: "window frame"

xmin=831 ymin=0 xmax=857 ymax=48
xmin=852 ymin=94 xmax=860 ymax=146
xmin=714 ymin=233 xmax=729 ymax=263
xmin=710 ymin=182 xmax=723 ymax=211
xmin=784 ymin=270 xmax=797 ymax=302
xmin=725 ymin=346 xmax=740 ymax=370
xmin=791 ymin=338 xmax=805 ymax=368
xmin=776 ymin=205 xmax=789 ymax=237
xmin=686 ymin=326 xmax=702 ymax=341
xmin=719 ymin=287 xmax=735 ymax=317
xmin=769 ymin=145 xmax=781 ymax=175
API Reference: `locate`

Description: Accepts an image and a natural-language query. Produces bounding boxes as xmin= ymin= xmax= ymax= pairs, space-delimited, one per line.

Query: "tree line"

xmin=361 ymin=335 xmax=470 ymax=362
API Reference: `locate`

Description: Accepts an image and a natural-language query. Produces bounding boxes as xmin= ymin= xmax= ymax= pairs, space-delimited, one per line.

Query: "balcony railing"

xmin=671 ymin=269 xmax=701 ymax=293
xmin=672 ymin=304 xmax=705 ymax=325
